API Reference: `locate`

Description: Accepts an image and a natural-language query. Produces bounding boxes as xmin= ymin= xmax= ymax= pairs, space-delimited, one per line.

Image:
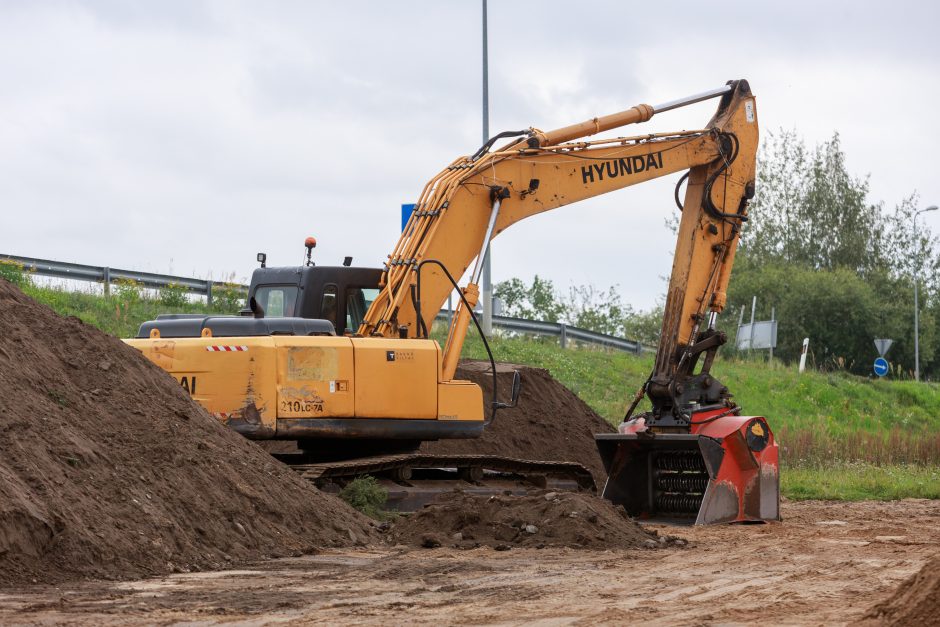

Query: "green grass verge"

xmin=783 ymin=463 xmax=940 ymax=500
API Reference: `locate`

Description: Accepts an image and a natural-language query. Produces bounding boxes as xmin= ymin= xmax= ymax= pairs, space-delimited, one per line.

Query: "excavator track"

xmin=283 ymin=454 xmax=597 ymax=512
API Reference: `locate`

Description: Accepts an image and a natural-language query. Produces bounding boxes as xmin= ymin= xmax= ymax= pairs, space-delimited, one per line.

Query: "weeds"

xmin=783 ymin=462 xmax=940 ymax=500
xmin=0 ymin=260 xmax=29 ymax=288
xmin=209 ymin=283 xmax=246 ymax=313
xmin=159 ymin=283 xmax=188 ymax=308
xmin=779 ymin=426 xmax=940 ymax=467
xmin=338 ymin=476 xmax=389 ymax=519
xmin=47 ymin=389 xmax=69 ymax=408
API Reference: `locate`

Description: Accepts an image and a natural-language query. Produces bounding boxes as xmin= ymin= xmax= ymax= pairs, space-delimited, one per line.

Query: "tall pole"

xmin=914 ymin=274 xmax=920 ymax=381
xmin=913 ymin=205 xmax=938 ymax=381
xmin=481 ymin=0 xmax=493 ymax=335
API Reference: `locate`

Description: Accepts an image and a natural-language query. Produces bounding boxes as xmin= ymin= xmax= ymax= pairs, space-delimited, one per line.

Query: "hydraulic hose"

xmin=415 ymin=259 xmax=502 ymax=425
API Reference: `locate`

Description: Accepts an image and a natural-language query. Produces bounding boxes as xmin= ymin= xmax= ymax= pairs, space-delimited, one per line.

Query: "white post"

xmin=799 ymin=337 xmax=809 ymax=373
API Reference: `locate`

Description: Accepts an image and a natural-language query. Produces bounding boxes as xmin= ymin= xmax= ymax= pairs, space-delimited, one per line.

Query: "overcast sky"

xmin=2 ymin=0 xmax=939 ymax=310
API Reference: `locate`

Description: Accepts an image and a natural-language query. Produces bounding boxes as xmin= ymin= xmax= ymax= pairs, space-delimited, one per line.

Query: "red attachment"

xmin=595 ymin=407 xmax=780 ymax=525
xmin=305 ymin=236 xmax=317 ymax=249
xmin=692 ymin=409 xmax=780 ymax=524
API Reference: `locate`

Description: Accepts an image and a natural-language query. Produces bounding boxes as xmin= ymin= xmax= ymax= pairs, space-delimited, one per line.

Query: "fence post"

xmin=102 ymin=267 xmax=111 ymax=296
xmin=206 ymin=281 xmax=213 ymax=307
xmin=560 ymin=323 xmax=568 ymax=349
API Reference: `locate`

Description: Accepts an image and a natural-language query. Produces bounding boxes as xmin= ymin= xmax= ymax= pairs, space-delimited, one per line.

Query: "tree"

xmin=726 ymin=129 xmax=939 ymax=375
xmin=494 ymin=276 xmax=663 ymax=344
xmin=494 ymin=275 xmax=565 ymax=322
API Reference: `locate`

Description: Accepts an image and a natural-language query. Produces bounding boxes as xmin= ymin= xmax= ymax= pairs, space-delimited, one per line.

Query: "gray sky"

xmin=2 ymin=0 xmax=938 ymax=309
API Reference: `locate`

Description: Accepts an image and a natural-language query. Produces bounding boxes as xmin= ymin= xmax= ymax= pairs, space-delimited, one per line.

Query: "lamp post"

xmin=913 ymin=204 xmax=938 ymax=381
xmin=480 ymin=0 xmax=493 ymax=336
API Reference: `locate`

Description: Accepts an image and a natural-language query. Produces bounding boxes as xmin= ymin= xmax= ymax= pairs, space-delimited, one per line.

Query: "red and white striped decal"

xmin=205 ymin=345 xmax=249 ymax=352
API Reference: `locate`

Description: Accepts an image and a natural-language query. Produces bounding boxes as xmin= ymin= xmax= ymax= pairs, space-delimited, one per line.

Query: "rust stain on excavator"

xmin=222 ymin=402 xmax=274 ymax=438
xmin=287 ymin=346 xmax=338 ymax=381
xmin=149 ymin=341 xmax=176 ymax=370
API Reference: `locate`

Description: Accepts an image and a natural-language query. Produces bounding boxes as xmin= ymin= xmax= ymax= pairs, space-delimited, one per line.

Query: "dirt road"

xmin=0 ymin=499 xmax=937 ymax=626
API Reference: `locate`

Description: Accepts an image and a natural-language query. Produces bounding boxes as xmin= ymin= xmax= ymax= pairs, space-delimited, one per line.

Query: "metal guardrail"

xmin=435 ymin=311 xmax=651 ymax=354
xmin=1 ymin=253 xmax=653 ymax=353
xmin=0 ymin=253 xmax=245 ymax=305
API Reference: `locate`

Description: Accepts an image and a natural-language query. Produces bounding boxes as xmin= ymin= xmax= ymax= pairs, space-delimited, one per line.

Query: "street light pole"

xmin=913 ymin=204 xmax=938 ymax=381
xmin=480 ymin=0 xmax=493 ymax=336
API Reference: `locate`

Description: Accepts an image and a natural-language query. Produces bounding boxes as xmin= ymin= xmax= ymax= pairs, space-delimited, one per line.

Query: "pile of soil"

xmin=422 ymin=361 xmax=615 ymax=485
xmin=388 ymin=489 xmax=677 ymax=550
xmin=0 ymin=279 xmax=375 ymax=586
xmin=858 ymin=554 xmax=940 ymax=626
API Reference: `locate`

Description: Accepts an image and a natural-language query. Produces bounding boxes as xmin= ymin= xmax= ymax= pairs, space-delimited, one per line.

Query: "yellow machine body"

xmin=125 ymin=335 xmax=483 ymax=440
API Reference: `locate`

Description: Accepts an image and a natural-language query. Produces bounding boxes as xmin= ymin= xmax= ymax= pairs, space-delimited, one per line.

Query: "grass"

xmin=5 ymin=263 xmax=937 ymax=501
xmin=451 ymin=329 xmax=940 ymax=500
xmin=454 ymin=330 xmax=940 ymax=465
xmin=3 ymin=269 xmax=244 ymax=338
xmin=783 ymin=462 xmax=940 ymax=501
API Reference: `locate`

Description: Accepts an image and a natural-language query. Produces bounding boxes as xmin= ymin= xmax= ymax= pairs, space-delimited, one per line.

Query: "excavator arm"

xmin=360 ymin=80 xmax=758 ymax=387
xmin=362 ymin=80 xmax=778 ymax=525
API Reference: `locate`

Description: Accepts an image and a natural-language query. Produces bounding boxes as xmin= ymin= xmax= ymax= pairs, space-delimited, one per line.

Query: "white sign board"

xmin=736 ymin=320 xmax=778 ymax=350
xmin=874 ymin=339 xmax=893 ymax=357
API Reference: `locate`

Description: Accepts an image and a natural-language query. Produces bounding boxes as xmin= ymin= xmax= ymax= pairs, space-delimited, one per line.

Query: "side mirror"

xmin=508 ymin=370 xmax=522 ymax=408
xmin=495 ymin=370 xmax=522 ymax=410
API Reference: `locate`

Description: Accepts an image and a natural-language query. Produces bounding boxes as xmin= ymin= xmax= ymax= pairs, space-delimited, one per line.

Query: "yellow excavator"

xmin=127 ymin=79 xmax=779 ymax=524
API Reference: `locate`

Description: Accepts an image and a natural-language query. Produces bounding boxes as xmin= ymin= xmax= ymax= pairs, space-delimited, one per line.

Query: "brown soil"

xmin=1 ymin=500 xmax=937 ymax=625
xmin=857 ymin=552 xmax=940 ymax=626
xmin=422 ymin=360 xmax=615 ymax=485
xmin=0 ymin=279 xmax=376 ymax=586
xmin=387 ymin=489 xmax=676 ymax=550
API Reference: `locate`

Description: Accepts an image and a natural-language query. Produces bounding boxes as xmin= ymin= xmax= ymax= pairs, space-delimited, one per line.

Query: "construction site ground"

xmin=1 ymin=498 xmax=936 ymax=626
xmin=3 ymin=279 xmax=937 ymax=625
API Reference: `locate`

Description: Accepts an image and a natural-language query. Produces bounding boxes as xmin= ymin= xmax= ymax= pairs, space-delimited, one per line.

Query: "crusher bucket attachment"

xmin=596 ymin=409 xmax=780 ymax=525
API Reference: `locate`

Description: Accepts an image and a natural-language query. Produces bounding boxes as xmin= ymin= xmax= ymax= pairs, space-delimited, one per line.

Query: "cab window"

xmin=346 ymin=287 xmax=380 ymax=332
xmin=321 ymin=285 xmax=338 ymax=326
xmin=253 ymin=285 xmax=298 ymax=318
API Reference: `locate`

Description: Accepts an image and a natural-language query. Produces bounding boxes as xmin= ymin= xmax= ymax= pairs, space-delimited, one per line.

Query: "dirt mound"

xmin=857 ymin=553 xmax=940 ymax=626
xmin=0 ymin=279 xmax=376 ymax=586
xmin=422 ymin=361 xmax=615 ymax=485
xmin=388 ymin=489 xmax=677 ymax=550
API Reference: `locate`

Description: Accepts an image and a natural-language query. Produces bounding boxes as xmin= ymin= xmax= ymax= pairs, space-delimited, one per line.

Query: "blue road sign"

xmin=401 ymin=203 xmax=416 ymax=232
xmin=873 ymin=357 xmax=889 ymax=377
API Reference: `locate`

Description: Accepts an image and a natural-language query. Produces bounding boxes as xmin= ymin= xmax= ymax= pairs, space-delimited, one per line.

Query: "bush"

xmin=113 ymin=279 xmax=142 ymax=304
xmin=338 ymin=476 xmax=388 ymax=519
xmin=159 ymin=283 xmax=188 ymax=308
xmin=0 ymin=261 xmax=30 ymax=288
xmin=209 ymin=283 xmax=246 ymax=313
